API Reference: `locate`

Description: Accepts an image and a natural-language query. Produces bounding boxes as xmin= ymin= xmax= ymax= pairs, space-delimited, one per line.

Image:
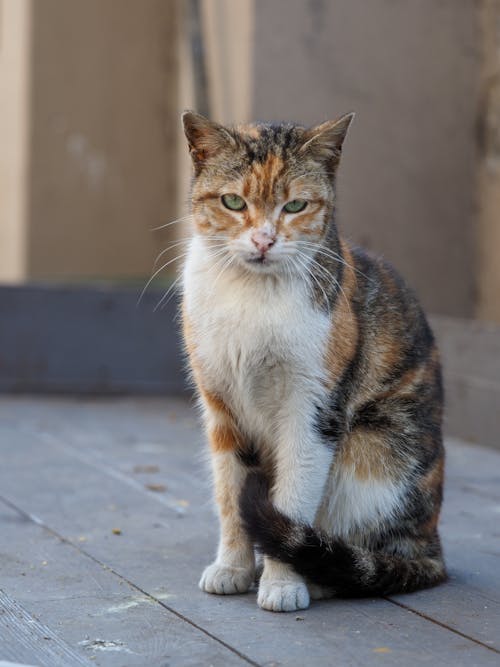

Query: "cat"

xmin=180 ymin=110 xmax=446 ymax=612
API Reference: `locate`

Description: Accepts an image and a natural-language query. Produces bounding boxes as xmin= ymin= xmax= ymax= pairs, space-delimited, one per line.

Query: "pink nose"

xmin=251 ymin=230 xmax=276 ymax=254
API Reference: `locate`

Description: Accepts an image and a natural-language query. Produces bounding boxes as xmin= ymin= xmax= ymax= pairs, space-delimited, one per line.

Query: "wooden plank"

xmin=0 ymin=589 xmax=91 ymax=667
xmin=0 ymin=501 xmax=253 ymax=667
xmin=0 ymin=285 xmax=184 ymax=394
xmin=0 ymin=398 xmax=498 ymax=665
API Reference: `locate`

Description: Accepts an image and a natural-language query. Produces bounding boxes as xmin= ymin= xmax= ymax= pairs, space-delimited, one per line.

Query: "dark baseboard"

xmin=430 ymin=315 xmax=500 ymax=451
xmin=0 ymin=283 xmax=186 ymax=395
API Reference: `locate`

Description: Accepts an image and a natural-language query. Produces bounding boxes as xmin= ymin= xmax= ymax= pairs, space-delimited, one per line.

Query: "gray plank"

xmin=0 ymin=398 xmax=498 ymax=665
xmin=0 ymin=501 xmax=253 ymax=667
xmin=0 ymin=589 xmax=91 ymax=667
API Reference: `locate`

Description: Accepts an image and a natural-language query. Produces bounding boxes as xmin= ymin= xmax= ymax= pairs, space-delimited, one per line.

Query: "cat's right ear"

xmin=182 ymin=111 xmax=236 ymax=173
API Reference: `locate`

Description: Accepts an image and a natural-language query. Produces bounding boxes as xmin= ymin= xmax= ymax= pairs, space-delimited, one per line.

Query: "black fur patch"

xmin=236 ymin=444 xmax=260 ymax=468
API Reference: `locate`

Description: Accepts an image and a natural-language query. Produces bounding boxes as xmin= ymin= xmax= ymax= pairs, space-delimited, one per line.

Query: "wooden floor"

xmin=0 ymin=397 xmax=498 ymax=667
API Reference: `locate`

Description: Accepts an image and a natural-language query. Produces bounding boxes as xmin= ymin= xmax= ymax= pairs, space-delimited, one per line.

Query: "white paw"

xmin=199 ymin=562 xmax=254 ymax=595
xmin=257 ymin=579 xmax=310 ymax=612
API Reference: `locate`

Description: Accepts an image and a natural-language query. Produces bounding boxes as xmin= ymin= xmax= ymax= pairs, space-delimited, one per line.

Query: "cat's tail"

xmin=239 ymin=471 xmax=446 ymax=597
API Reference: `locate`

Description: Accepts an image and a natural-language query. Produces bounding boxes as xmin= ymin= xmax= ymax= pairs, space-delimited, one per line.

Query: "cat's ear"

xmin=182 ymin=111 xmax=236 ymax=172
xmin=300 ymin=112 xmax=355 ymax=163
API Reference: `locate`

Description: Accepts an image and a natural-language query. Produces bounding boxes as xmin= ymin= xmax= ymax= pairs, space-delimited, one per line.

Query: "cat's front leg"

xmin=199 ymin=395 xmax=255 ymax=595
xmin=258 ymin=418 xmax=333 ymax=612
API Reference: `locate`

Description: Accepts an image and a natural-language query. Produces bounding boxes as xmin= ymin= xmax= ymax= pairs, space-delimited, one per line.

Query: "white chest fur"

xmin=183 ymin=238 xmax=330 ymax=442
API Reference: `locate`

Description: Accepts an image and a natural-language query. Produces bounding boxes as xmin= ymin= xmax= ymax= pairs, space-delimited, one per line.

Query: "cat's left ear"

xmin=182 ymin=111 xmax=236 ymax=173
xmin=300 ymin=112 xmax=355 ymax=163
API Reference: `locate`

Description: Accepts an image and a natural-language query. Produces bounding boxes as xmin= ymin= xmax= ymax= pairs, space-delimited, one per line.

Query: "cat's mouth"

xmin=246 ymin=255 xmax=267 ymax=265
xmin=244 ymin=254 xmax=279 ymax=270
xmin=240 ymin=250 xmax=282 ymax=272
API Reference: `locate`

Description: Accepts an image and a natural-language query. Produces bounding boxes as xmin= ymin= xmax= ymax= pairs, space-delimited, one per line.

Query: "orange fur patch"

xmin=339 ymin=427 xmax=394 ymax=481
xmin=325 ymin=242 xmax=359 ymax=388
xmin=379 ymin=347 xmax=440 ymax=402
xmin=244 ymin=154 xmax=286 ymax=203
xmin=418 ymin=458 xmax=444 ymax=534
xmin=202 ymin=389 xmax=233 ymax=419
xmin=420 ymin=457 xmax=444 ymax=493
xmin=209 ymin=423 xmax=238 ymax=453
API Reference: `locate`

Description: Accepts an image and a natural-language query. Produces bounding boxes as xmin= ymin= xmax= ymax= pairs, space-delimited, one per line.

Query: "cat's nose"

xmin=251 ymin=229 xmax=276 ymax=254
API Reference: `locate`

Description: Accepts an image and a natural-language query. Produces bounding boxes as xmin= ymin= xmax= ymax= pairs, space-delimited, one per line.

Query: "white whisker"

xmin=137 ymin=251 xmax=190 ymax=306
xmin=294 ymin=253 xmax=331 ymax=312
xmin=296 ymin=240 xmax=370 ymax=281
xmin=154 ymin=246 xmax=229 ymax=311
xmin=153 ymin=237 xmax=228 ymax=269
xmin=151 ymin=214 xmax=193 ymax=232
xmin=297 ymin=249 xmax=352 ymax=316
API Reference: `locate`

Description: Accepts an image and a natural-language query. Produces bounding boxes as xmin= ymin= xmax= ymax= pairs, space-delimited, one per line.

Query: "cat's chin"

xmin=242 ymin=256 xmax=282 ymax=275
xmin=239 ymin=256 xmax=283 ymax=275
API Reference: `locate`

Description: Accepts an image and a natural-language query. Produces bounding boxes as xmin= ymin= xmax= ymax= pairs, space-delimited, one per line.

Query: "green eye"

xmin=283 ymin=199 xmax=307 ymax=214
xmin=221 ymin=193 xmax=246 ymax=211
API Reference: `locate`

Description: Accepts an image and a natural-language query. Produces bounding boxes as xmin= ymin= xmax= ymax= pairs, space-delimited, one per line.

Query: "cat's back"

xmin=344 ymin=243 xmax=440 ymax=390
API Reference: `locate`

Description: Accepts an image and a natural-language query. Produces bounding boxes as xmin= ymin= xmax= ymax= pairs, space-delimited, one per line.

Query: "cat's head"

xmin=182 ymin=111 xmax=354 ymax=274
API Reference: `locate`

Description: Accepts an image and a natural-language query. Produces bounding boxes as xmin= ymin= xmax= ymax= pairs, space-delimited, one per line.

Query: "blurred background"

xmin=0 ymin=0 xmax=499 ymax=447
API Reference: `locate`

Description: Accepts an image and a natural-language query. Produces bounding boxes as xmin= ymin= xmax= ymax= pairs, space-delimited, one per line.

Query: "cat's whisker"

xmin=283 ymin=255 xmax=295 ymax=285
xmin=296 ymin=249 xmax=352 ymax=316
xmin=154 ymin=245 xmax=229 ymax=312
xmin=150 ymin=214 xmax=193 ymax=232
xmin=295 ymin=240 xmax=350 ymax=264
xmin=153 ymin=239 xmax=193 ymax=268
xmin=210 ymin=253 xmax=236 ymax=293
xmin=153 ymin=237 xmax=229 ymax=269
xmin=154 ymin=275 xmax=182 ymax=312
xmin=137 ymin=251 xmax=190 ymax=306
xmin=296 ymin=240 xmax=371 ymax=281
xmin=294 ymin=253 xmax=331 ymax=312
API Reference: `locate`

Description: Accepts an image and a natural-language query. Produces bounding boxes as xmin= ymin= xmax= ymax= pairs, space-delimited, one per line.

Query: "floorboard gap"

xmin=385 ymin=597 xmax=500 ymax=654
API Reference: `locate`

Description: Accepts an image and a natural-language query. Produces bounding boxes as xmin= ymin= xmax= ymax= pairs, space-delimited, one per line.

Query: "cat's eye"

xmin=221 ymin=193 xmax=246 ymax=211
xmin=283 ymin=199 xmax=307 ymax=214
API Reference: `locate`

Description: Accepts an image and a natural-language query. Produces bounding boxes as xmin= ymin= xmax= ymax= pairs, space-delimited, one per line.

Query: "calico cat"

xmin=181 ymin=111 xmax=446 ymax=612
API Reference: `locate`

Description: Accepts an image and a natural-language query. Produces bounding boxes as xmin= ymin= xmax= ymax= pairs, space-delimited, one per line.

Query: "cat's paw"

xmin=199 ymin=562 xmax=254 ymax=595
xmin=257 ymin=579 xmax=310 ymax=612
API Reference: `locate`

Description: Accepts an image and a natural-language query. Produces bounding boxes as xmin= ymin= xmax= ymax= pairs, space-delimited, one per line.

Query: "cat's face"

xmin=183 ymin=112 xmax=353 ymax=274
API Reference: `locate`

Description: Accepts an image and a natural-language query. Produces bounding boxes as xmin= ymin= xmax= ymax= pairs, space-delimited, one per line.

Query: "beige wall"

xmin=0 ymin=0 xmax=31 ymax=282
xmin=201 ymin=0 xmax=253 ymax=125
xmin=252 ymin=0 xmax=482 ymax=320
xmin=28 ymin=0 xmax=180 ymax=281
xmin=477 ymin=0 xmax=500 ymax=323
xmin=1 ymin=0 xmax=179 ymax=283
